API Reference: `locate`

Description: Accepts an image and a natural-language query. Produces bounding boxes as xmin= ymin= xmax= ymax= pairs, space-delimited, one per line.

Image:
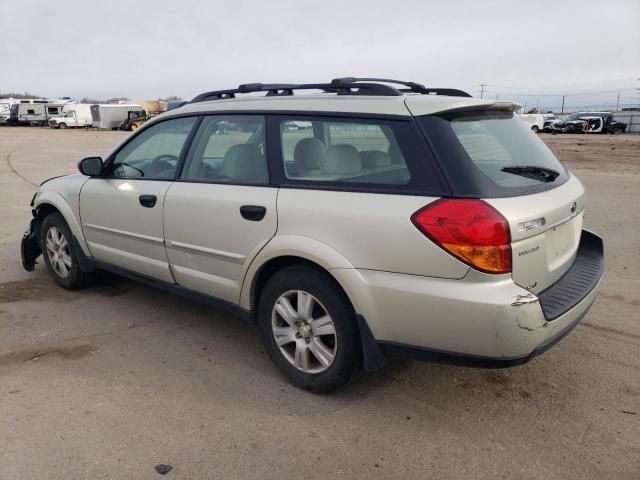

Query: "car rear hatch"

xmin=412 ymin=101 xmax=589 ymax=294
xmin=487 ymin=175 xmax=585 ymax=294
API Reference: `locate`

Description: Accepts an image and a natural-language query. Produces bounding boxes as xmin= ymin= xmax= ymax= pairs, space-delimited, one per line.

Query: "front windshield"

xmin=64 ymin=111 xmax=75 ymax=117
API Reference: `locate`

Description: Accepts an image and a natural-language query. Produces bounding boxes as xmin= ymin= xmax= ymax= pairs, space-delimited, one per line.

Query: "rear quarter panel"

xmin=274 ymin=189 xmax=470 ymax=278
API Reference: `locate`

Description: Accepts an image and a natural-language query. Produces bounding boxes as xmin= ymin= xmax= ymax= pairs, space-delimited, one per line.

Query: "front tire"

xmin=58 ymin=122 xmax=67 ymax=129
xmin=41 ymin=213 xmax=94 ymax=289
xmin=258 ymin=265 xmax=362 ymax=393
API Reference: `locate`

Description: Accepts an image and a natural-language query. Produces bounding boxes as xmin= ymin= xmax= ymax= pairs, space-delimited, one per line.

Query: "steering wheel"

xmin=115 ymin=162 xmax=145 ymax=177
xmin=149 ymin=154 xmax=178 ymax=178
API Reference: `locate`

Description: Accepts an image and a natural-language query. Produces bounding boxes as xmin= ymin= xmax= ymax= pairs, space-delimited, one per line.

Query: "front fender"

xmin=239 ymin=234 xmax=355 ymax=310
xmin=34 ymin=191 xmax=90 ymax=256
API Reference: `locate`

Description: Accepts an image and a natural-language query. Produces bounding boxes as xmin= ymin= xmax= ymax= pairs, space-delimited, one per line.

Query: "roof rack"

xmin=190 ymin=77 xmax=471 ymax=103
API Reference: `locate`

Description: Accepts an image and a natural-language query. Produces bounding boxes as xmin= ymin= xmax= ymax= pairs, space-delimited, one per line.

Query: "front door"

xmin=80 ymin=116 xmax=198 ymax=282
xmin=163 ymin=115 xmax=277 ymax=303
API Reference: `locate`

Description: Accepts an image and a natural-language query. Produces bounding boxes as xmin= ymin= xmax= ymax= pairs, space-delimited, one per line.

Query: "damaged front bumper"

xmin=21 ymin=219 xmax=41 ymax=272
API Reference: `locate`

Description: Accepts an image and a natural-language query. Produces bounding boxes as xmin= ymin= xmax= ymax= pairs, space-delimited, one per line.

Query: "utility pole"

xmin=561 ymin=95 xmax=565 ymax=114
xmin=479 ymin=84 xmax=487 ymax=99
xmin=616 ymin=92 xmax=620 ymax=111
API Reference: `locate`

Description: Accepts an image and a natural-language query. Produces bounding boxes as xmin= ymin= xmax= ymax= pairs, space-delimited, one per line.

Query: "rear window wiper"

xmin=501 ymin=165 xmax=560 ymax=182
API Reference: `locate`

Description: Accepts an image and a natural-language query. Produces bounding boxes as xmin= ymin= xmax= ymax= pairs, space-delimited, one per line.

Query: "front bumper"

xmin=337 ymin=229 xmax=604 ymax=370
xmin=21 ymin=219 xmax=41 ymax=272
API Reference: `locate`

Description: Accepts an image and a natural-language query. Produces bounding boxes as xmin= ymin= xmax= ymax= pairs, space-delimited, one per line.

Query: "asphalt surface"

xmin=0 ymin=128 xmax=638 ymax=479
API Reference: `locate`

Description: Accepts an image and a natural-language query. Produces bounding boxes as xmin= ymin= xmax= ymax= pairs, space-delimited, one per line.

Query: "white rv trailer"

xmin=90 ymin=104 xmax=144 ymax=129
xmin=48 ymin=103 xmax=94 ymax=128
xmin=0 ymin=98 xmax=20 ymax=124
xmin=16 ymin=99 xmax=74 ymax=126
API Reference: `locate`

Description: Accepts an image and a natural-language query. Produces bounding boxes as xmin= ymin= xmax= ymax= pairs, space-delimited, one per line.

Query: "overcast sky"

xmin=1 ymin=0 xmax=638 ymax=108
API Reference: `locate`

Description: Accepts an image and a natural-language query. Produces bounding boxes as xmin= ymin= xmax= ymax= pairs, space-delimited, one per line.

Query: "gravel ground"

xmin=0 ymin=127 xmax=638 ymax=479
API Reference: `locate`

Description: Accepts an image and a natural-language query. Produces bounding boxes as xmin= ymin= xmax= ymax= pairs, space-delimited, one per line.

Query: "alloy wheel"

xmin=271 ymin=290 xmax=337 ymax=374
xmin=45 ymin=226 xmax=72 ymax=278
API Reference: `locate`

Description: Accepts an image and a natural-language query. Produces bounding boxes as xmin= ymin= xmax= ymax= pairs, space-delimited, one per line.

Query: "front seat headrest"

xmin=360 ymin=150 xmax=391 ymax=168
xmin=294 ymin=138 xmax=326 ymax=174
xmin=222 ymin=144 xmax=267 ymax=182
xmin=323 ymin=144 xmax=362 ymax=175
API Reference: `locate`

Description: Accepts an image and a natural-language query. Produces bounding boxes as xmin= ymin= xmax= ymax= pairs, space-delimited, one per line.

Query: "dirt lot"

xmin=0 ymin=128 xmax=638 ymax=479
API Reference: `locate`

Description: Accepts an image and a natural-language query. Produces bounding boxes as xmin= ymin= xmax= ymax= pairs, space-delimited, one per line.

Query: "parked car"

xmin=166 ymin=100 xmax=187 ymax=111
xmin=21 ymin=78 xmax=604 ymax=393
xmin=48 ymin=104 xmax=94 ymax=129
xmin=551 ymin=112 xmax=627 ymax=134
xmin=543 ymin=114 xmax=559 ymax=132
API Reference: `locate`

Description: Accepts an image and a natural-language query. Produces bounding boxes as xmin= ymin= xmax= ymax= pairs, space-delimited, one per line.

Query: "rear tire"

xmin=531 ymin=125 xmax=539 ymax=133
xmin=258 ymin=265 xmax=362 ymax=393
xmin=40 ymin=213 xmax=95 ymax=290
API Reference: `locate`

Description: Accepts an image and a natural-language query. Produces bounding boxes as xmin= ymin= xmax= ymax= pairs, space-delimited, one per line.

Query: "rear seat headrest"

xmin=222 ymin=144 xmax=267 ymax=182
xmin=294 ymin=138 xmax=326 ymax=172
xmin=387 ymin=143 xmax=405 ymax=164
xmin=323 ymin=144 xmax=362 ymax=175
xmin=360 ymin=150 xmax=391 ymax=168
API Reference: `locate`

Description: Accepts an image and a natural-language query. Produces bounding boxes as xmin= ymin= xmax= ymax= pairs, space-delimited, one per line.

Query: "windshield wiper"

xmin=501 ymin=165 xmax=560 ymax=182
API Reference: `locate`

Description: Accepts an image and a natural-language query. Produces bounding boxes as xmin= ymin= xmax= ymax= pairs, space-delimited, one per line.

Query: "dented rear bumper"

xmin=336 ymin=230 xmax=604 ymax=370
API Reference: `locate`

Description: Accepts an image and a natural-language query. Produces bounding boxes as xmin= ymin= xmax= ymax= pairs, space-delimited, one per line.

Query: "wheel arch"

xmin=240 ymin=235 xmax=356 ymax=313
xmin=34 ymin=192 xmax=90 ymax=255
xmin=241 ymin=240 xmax=387 ymax=372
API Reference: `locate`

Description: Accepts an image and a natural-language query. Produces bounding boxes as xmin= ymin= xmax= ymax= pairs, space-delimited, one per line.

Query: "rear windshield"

xmin=420 ymin=110 xmax=568 ymax=197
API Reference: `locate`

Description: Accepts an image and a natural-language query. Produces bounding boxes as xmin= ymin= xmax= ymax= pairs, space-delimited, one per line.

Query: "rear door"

xmin=269 ymin=114 xmax=464 ymax=279
xmin=163 ymin=115 xmax=277 ymax=304
xmin=80 ymin=116 xmax=198 ymax=281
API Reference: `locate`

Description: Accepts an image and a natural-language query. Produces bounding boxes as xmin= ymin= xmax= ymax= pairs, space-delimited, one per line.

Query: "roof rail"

xmin=332 ymin=78 xmax=472 ymax=98
xmin=190 ymin=77 xmax=471 ymax=103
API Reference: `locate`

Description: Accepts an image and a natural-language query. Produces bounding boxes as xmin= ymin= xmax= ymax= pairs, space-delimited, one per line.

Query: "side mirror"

xmin=78 ymin=156 xmax=103 ymax=176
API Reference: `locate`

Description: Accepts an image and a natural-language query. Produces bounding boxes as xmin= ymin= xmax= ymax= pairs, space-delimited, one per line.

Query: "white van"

xmin=517 ymin=113 xmax=545 ymax=133
xmin=48 ymin=104 xmax=94 ymax=129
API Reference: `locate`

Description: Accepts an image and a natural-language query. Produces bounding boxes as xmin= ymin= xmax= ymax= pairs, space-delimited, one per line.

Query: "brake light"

xmin=411 ymin=199 xmax=512 ymax=274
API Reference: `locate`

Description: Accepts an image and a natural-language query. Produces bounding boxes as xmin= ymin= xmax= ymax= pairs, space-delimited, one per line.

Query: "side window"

xmin=328 ymin=123 xmax=390 ymax=152
xmin=279 ymin=118 xmax=410 ymax=185
xmin=181 ymin=115 xmax=267 ymax=184
xmin=281 ymin=120 xmax=314 ymax=161
xmin=109 ymin=116 xmax=197 ymax=179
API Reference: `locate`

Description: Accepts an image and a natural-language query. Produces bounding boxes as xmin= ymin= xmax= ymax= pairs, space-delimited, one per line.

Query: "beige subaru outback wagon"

xmin=21 ymin=78 xmax=604 ymax=392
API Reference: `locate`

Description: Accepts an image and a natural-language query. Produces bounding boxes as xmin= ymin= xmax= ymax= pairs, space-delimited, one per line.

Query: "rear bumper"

xmin=337 ymin=229 xmax=604 ymax=370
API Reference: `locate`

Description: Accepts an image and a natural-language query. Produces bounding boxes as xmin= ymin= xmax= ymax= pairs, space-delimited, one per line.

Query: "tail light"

xmin=411 ymin=199 xmax=512 ymax=274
